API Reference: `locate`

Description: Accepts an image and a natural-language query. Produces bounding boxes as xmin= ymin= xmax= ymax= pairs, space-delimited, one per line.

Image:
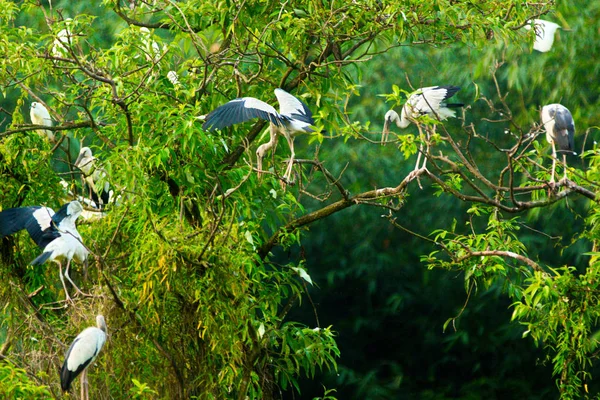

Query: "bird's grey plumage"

xmin=75 ymin=147 xmax=111 ymax=208
xmin=202 ymin=88 xmax=316 ymax=184
xmin=61 ymin=315 xmax=107 ymax=392
xmin=541 ymin=103 xmax=575 ymax=182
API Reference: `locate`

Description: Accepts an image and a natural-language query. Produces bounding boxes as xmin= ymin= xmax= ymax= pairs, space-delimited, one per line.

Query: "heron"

xmin=541 ymin=104 xmax=575 ymax=183
xmin=525 ymin=19 xmax=561 ymax=53
xmin=0 ymin=201 xmax=89 ymax=302
xmin=30 ymin=102 xmax=54 ymax=142
xmin=61 ymin=315 xmax=107 ymax=399
xmin=202 ymin=88 xmax=316 ymax=184
xmin=382 ymin=85 xmax=463 ymax=173
xmin=75 ymin=147 xmax=111 ymax=209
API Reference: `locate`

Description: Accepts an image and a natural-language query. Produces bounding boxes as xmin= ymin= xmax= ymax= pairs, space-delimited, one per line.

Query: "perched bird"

xmin=30 ymin=102 xmax=54 ymax=142
xmin=382 ymin=85 xmax=463 ymax=172
xmin=541 ymin=104 xmax=575 ymax=182
xmin=75 ymin=147 xmax=111 ymax=209
xmin=61 ymin=315 xmax=107 ymax=398
xmin=51 ymin=18 xmax=73 ymax=58
xmin=202 ymin=88 xmax=316 ymax=183
xmin=525 ymin=19 xmax=561 ymax=53
xmin=0 ymin=201 xmax=88 ymax=301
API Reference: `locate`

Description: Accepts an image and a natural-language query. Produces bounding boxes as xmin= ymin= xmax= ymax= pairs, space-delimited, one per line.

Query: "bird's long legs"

xmin=64 ymin=259 xmax=90 ymax=297
xmin=55 ymin=260 xmax=72 ymax=303
xmin=562 ymin=153 xmax=568 ymax=181
xmin=256 ymin=125 xmax=278 ymax=179
xmin=81 ymin=369 xmax=89 ymax=400
xmin=550 ymin=142 xmax=557 ymax=183
xmin=283 ymin=134 xmax=295 ymax=185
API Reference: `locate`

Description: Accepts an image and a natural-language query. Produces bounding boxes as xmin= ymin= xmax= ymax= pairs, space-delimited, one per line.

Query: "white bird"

xmin=525 ymin=19 xmax=561 ymax=53
xmin=29 ymin=102 xmax=54 ymax=142
xmin=383 ymin=85 xmax=463 ymax=172
xmin=140 ymin=27 xmax=162 ymax=63
xmin=202 ymin=88 xmax=316 ymax=184
xmin=75 ymin=147 xmax=111 ymax=209
xmin=51 ymin=18 xmax=73 ymax=58
xmin=0 ymin=201 xmax=88 ymax=301
xmin=61 ymin=315 xmax=107 ymax=399
xmin=541 ymin=104 xmax=575 ymax=183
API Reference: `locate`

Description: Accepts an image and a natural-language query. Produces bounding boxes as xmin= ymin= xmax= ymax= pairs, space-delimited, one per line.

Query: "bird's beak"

xmin=195 ymin=115 xmax=207 ymax=121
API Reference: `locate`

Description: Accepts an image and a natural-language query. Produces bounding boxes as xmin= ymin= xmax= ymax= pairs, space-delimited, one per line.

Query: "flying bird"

xmin=75 ymin=147 xmax=111 ymax=209
xmin=382 ymin=85 xmax=463 ymax=172
xmin=0 ymin=201 xmax=88 ymax=301
xmin=202 ymin=88 xmax=316 ymax=184
xmin=30 ymin=102 xmax=54 ymax=142
xmin=525 ymin=19 xmax=561 ymax=53
xmin=541 ymin=104 xmax=575 ymax=183
xmin=61 ymin=315 xmax=107 ymax=399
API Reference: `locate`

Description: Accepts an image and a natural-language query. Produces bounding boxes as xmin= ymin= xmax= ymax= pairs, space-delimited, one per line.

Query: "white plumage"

xmin=382 ymin=85 xmax=462 ymax=172
xmin=29 ymin=102 xmax=54 ymax=142
xmin=525 ymin=19 xmax=561 ymax=53
xmin=202 ymin=88 xmax=316 ymax=184
xmin=0 ymin=201 xmax=88 ymax=301
xmin=61 ymin=315 xmax=107 ymax=395
xmin=541 ymin=104 xmax=575 ymax=182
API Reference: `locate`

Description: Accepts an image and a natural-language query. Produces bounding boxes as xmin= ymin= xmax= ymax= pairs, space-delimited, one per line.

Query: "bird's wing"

xmin=274 ymin=89 xmax=314 ymax=124
xmin=552 ymin=107 xmax=576 ymax=153
xmin=61 ymin=327 xmax=106 ymax=391
xmin=202 ymin=97 xmax=281 ymax=131
xmin=405 ymin=86 xmax=461 ymax=118
xmin=0 ymin=206 xmax=59 ymax=249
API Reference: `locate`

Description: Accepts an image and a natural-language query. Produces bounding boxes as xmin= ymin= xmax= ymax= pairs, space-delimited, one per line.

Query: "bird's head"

xmin=96 ymin=315 xmax=107 ymax=332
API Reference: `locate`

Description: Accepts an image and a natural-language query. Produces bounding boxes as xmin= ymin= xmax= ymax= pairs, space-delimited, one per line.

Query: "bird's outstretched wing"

xmin=202 ymin=97 xmax=282 ymax=131
xmin=0 ymin=206 xmax=59 ymax=249
xmin=275 ymin=89 xmax=314 ymax=124
xmin=409 ymin=86 xmax=461 ymax=114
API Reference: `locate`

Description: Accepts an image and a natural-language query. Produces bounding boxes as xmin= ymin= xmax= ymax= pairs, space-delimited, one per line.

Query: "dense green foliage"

xmin=1 ymin=0 xmax=600 ymax=399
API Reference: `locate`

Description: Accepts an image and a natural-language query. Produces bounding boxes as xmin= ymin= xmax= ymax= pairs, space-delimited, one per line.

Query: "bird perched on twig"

xmin=75 ymin=147 xmax=111 ymax=209
xmin=61 ymin=315 xmax=107 ymax=399
xmin=541 ymin=103 xmax=575 ymax=183
xmin=0 ymin=201 xmax=88 ymax=302
xmin=382 ymin=85 xmax=463 ymax=173
xmin=30 ymin=102 xmax=54 ymax=142
xmin=201 ymin=88 xmax=316 ymax=185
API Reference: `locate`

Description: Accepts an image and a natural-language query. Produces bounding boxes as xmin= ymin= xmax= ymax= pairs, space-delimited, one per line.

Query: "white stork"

xmin=202 ymin=88 xmax=316 ymax=184
xmin=61 ymin=315 xmax=107 ymax=399
xmin=30 ymin=102 xmax=54 ymax=142
xmin=525 ymin=19 xmax=561 ymax=53
xmin=383 ymin=85 xmax=463 ymax=172
xmin=541 ymin=104 xmax=575 ymax=183
xmin=0 ymin=201 xmax=88 ymax=302
xmin=75 ymin=147 xmax=111 ymax=209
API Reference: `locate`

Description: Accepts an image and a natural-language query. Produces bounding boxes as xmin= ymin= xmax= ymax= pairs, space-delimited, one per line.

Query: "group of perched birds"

xmin=0 ymin=16 xmax=568 ymax=395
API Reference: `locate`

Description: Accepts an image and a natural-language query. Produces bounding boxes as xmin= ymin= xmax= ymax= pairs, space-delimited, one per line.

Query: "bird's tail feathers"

xmin=30 ymin=251 xmax=52 ymax=266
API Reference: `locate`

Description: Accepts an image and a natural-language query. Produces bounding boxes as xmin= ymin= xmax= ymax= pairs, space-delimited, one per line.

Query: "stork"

xmin=525 ymin=19 xmax=561 ymax=53
xmin=75 ymin=147 xmax=111 ymax=209
xmin=541 ymin=104 xmax=575 ymax=183
xmin=30 ymin=102 xmax=54 ymax=142
xmin=61 ymin=315 xmax=107 ymax=399
xmin=202 ymin=88 xmax=316 ymax=184
xmin=0 ymin=201 xmax=88 ymax=302
xmin=383 ymin=86 xmax=463 ymax=173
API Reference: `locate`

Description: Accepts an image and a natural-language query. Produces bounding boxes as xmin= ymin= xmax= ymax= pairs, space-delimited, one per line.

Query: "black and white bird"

xmin=525 ymin=19 xmax=561 ymax=53
xmin=541 ymin=104 xmax=575 ymax=182
xmin=75 ymin=147 xmax=111 ymax=209
xmin=61 ymin=315 xmax=107 ymax=398
xmin=0 ymin=201 xmax=88 ymax=301
xmin=202 ymin=88 xmax=316 ymax=184
xmin=382 ymin=85 xmax=463 ymax=172
xmin=30 ymin=102 xmax=54 ymax=142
